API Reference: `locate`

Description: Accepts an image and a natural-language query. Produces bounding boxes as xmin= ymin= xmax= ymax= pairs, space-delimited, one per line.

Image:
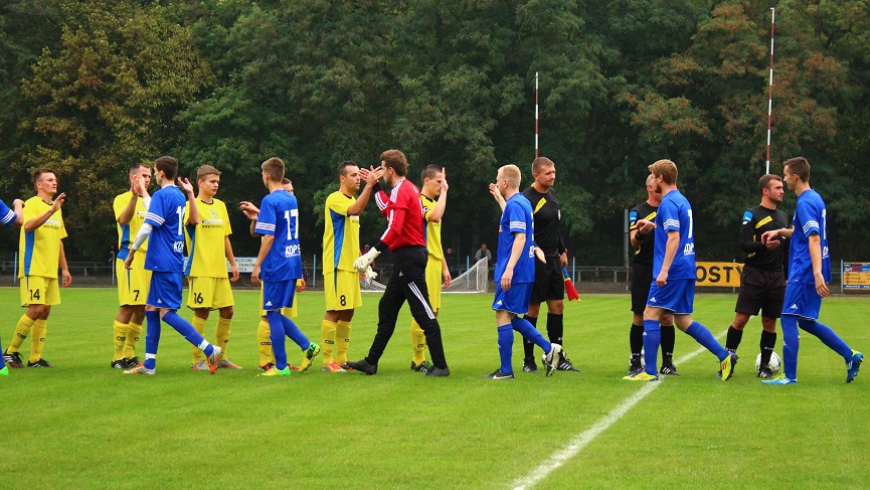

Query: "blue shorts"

xmin=782 ymin=282 xmax=822 ymax=320
xmin=646 ymin=278 xmax=695 ymax=314
xmin=263 ymin=280 xmax=296 ymax=311
xmin=492 ymin=282 xmax=533 ymax=315
xmin=147 ymin=271 xmax=183 ymax=310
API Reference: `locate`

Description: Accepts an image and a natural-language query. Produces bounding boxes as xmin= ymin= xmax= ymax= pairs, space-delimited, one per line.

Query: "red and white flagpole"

xmin=765 ymin=8 xmax=775 ymax=175
xmin=535 ymin=71 xmax=539 ymax=159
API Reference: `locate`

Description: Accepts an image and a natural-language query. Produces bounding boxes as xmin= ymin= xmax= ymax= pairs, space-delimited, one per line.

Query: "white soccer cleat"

xmin=543 ymin=343 xmax=563 ymax=377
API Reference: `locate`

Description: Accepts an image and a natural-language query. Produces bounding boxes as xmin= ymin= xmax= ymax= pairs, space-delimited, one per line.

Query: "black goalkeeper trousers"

xmin=365 ymin=245 xmax=448 ymax=369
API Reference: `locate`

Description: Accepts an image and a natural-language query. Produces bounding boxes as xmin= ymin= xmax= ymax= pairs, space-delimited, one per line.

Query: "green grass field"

xmin=0 ymin=287 xmax=868 ymax=489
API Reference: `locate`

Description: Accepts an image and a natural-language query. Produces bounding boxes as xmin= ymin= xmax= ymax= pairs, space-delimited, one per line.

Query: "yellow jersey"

xmin=184 ymin=197 xmax=232 ymax=278
xmin=113 ymin=191 xmax=149 ymax=260
xmin=421 ymin=194 xmax=443 ymax=261
xmin=323 ymin=190 xmax=360 ymax=274
xmin=19 ymin=196 xmax=67 ymax=278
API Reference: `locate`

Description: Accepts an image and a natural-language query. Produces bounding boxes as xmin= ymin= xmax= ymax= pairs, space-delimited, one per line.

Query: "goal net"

xmin=359 ymin=258 xmax=489 ymax=294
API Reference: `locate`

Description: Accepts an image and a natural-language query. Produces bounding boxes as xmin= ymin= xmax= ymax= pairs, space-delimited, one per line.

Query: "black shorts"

xmin=735 ymin=265 xmax=786 ymax=318
xmin=530 ymin=256 xmax=565 ymax=304
xmin=631 ymin=263 xmax=653 ymax=315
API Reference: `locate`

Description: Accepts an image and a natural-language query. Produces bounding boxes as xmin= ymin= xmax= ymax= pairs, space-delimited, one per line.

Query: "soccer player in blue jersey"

xmin=484 ymin=164 xmax=563 ymax=379
xmin=623 ymin=159 xmax=737 ymax=382
xmin=760 ymin=157 xmax=863 ymax=385
xmin=122 ymin=156 xmax=222 ymax=375
xmin=0 ymin=197 xmax=24 ymax=375
xmin=251 ymin=157 xmax=320 ymax=377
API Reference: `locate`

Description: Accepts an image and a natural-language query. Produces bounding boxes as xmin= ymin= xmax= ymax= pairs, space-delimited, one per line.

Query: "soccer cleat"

xmin=218 ymin=359 xmax=243 ymax=370
xmin=322 ymin=361 xmax=346 ymax=373
xmin=522 ymin=357 xmax=538 ymax=373
xmin=298 ymin=342 xmax=321 ymax=372
xmin=627 ymin=359 xmax=643 ymax=376
xmin=207 ymin=346 xmax=222 ymax=375
xmin=191 ymin=359 xmax=210 ymax=371
xmin=846 ymin=351 xmax=863 ymax=383
xmin=622 ymin=371 xmax=659 ymax=382
xmin=346 ymin=359 xmax=377 ymax=375
xmin=258 ymin=366 xmax=291 ymax=377
xmin=556 ymin=353 xmax=581 ymax=372
xmin=111 ymin=359 xmax=126 ymax=369
xmin=0 ymin=366 xmax=8 ymax=376
xmin=124 ymin=356 xmax=141 ymax=369
xmin=258 ymin=362 xmax=275 ymax=372
xmin=27 ymin=359 xmax=54 ymax=368
xmin=3 ymin=350 xmax=23 ymax=369
xmin=762 ymin=375 xmax=797 ymax=385
xmin=659 ymin=363 xmax=680 ymax=376
xmin=425 ymin=366 xmax=450 ymax=377
xmin=757 ymin=366 xmax=774 ymax=379
xmin=123 ymin=365 xmax=155 ymax=375
xmin=482 ymin=369 xmax=514 ymax=380
xmin=542 ymin=344 xmax=563 ymax=377
xmin=720 ymin=352 xmax=738 ymax=381
xmin=410 ymin=360 xmax=433 ymax=373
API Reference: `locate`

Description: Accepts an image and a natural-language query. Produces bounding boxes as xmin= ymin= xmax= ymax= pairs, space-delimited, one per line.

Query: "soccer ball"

xmin=755 ymin=352 xmax=782 ymax=373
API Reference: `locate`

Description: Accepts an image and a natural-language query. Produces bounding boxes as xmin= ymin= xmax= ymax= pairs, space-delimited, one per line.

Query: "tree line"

xmin=1 ymin=0 xmax=868 ymax=266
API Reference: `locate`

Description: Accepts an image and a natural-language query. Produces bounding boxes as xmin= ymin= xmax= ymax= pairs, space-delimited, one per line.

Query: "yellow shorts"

xmin=187 ymin=277 xmax=234 ymax=310
xmin=260 ymin=281 xmax=299 ymax=318
xmin=117 ymin=256 xmax=151 ymax=306
xmin=426 ymin=257 xmax=442 ymax=311
xmin=324 ymin=270 xmax=362 ymax=311
xmin=20 ymin=276 xmax=60 ymax=306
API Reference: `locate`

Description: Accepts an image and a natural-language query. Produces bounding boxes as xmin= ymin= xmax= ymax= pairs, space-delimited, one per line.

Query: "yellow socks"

xmin=123 ymin=321 xmax=142 ymax=359
xmin=8 ymin=315 xmax=36 ymax=353
xmin=216 ymin=317 xmax=232 ymax=361
xmin=410 ymin=319 xmax=427 ymax=365
xmin=335 ymin=320 xmax=352 ymax=365
xmin=257 ymin=319 xmax=273 ymax=367
xmin=29 ymin=319 xmax=47 ymax=364
xmin=191 ymin=315 xmax=207 ymax=364
xmin=321 ymin=319 xmax=338 ymax=365
xmin=113 ymin=321 xmax=128 ymax=361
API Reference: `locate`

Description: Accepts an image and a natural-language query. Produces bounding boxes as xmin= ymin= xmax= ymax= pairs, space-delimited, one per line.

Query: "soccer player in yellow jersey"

xmin=410 ymin=165 xmax=451 ymax=372
xmin=0 ymin=197 xmax=24 ymax=375
xmin=4 ymin=169 xmax=71 ymax=368
xmin=111 ymin=163 xmax=153 ymax=369
xmin=320 ymin=161 xmax=383 ymax=372
xmin=184 ymin=165 xmax=241 ymax=370
xmin=240 ymin=178 xmax=304 ymax=371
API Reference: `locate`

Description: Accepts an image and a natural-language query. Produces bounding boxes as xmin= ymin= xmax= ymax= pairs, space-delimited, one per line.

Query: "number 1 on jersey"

xmin=284 ymin=209 xmax=298 ymax=240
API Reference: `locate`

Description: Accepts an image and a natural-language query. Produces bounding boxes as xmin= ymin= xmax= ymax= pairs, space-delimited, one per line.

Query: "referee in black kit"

xmin=724 ymin=174 xmax=789 ymax=378
xmin=520 ymin=157 xmax=579 ymax=373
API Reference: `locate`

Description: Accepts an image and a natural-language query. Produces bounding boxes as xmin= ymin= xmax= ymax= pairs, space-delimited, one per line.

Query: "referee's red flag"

xmin=562 ymin=266 xmax=580 ymax=302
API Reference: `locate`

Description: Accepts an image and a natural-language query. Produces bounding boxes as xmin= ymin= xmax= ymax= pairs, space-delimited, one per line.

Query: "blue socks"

xmin=144 ymin=310 xmax=161 ymax=370
xmin=781 ymin=315 xmax=799 ymax=380
xmin=497 ymin=325 xmax=513 ymax=374
xmin=267 ymin=311 xmax=289 ymax=370
xmin=643 ymin=319 xmax=661 ymax=375
xmin=281 ymin=315 xmax=310 ymax=351
xmin=798 ymin=318 xmax=853 ymax=360
xmin=163 ymin=311 xmax=214 ymax=357
xmin=511 ymin=316 xmax=551 ymax=352
xmin=685 ymin=321 xmax=728 ymax=361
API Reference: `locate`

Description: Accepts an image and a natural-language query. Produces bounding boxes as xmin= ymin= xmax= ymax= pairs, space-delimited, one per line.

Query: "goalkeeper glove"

xmin=353 ymin=248 xmax=381 ymax=273
xmin=361 ymin=266 xmax=378 ymax=286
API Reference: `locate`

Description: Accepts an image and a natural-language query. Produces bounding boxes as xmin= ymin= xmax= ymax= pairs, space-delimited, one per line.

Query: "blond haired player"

xmin=184 ymin=165 xmax=241 ymax=370
xmin=320 ymin=161 xmax=382 ymax=372
xmin=240 ymin=179 xmax=304 ymax=371
xmin=110 ymin=163 xmax=153 ymax=369
xmin=409 ymin=164 xmax=451 ymax=372
xmin=3 ymin=169 xmax=71 ymax=368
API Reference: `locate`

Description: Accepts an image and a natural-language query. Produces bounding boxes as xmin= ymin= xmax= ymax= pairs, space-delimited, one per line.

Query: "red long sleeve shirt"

xmin=373 ymin=178 xmax=426 ymax=251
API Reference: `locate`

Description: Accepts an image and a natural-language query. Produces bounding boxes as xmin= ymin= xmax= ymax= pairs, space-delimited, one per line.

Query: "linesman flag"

xmin=562 ymin=266 xmax=580 ymax=302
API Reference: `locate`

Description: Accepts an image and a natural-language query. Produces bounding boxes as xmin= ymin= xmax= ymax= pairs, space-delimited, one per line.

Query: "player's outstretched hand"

xmin=353 ymin=248 xmax=380 ymax=273
xmin=178 ymin=178 xmax=194 ymax=194
xmin=51 ymin=193 xmax=67 ymax=212
xmin=488 ymin=183 xmax=505 ymax=207
xmin=760 ymin=230 xmax=778 ymax=245
xmin=239 ymin=201 xmax=259 ymax=220
xmin=441 ymin=169 xmax=449 ymax=193
xmin=361 ymin=266 xmax=378 ymax=286
xmin=636 ymin=219 xmax=656 ymax=234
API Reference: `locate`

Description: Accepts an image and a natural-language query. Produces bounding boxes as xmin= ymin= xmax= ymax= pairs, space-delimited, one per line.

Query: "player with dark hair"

xmin=628 ymin=174 xmax=677 ymax=375
xmin=4 ymin=169 xmax=70 ymax=369
xmin=409 ymin=164 xmax=451 ymax=372
xmin=347 ymin=149 xmax=450 ymax=376
xmin=184 ymin=164 xmax=242 ymax=371
xmin=319 ymin=161 xmax=382 ymax=372
xmin=484 ymin=164 xmax=563 ymax=379
xmin=724 ymin=174 xmax=789 ymax=378
xmin=624 ymin=159 xmax=736 ymax=382
xmin=0 ymin=196 xmax=24 ymax=374
xmin=110 ymin=163 xmax=152 ymax=369
xmin=520 ymin=157 xmax=578 ymax=373
xmin=122 ymin=156 xmax=222 ymax=375
xmin=761 ymin=157 xmax=863 ymax=385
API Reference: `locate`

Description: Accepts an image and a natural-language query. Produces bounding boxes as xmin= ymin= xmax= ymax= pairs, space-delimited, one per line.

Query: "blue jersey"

xmin=653 ymin=189 xmax=696 ymax=280
xmin=495 ymin=193 xmax=536 ymax=284
xmin=255 ymin=189 xmax=301 ymax=282
xmin=0 ymin=199 xmax=16 ymax=227
xmin=787 ymin=189 xmax=831 ymax=284
xmin=144 ymin=186 xmax=186 ymax=273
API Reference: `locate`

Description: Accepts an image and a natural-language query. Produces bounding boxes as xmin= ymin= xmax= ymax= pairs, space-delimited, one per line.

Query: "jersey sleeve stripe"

xmin=255 ymin=223 xmax=276 ymax=232
xmin=1 ymin=209 xmax=14 ymax=225
xmin=375 ymin=191 xmax=388 ymax=210
xmin=509 ymin=221 xmax=527 ymax=230
xmin=803 ymin=220 xmax=819 ymax=234
xmin=145 ymin=213 xmax=165 ymax=225
xmin=663 ymin=218 xmax=680 ymax=229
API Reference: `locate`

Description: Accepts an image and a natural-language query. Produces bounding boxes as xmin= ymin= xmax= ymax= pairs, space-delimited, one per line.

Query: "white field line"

xmin=510 ymin=330 xmax=727 ymax=490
